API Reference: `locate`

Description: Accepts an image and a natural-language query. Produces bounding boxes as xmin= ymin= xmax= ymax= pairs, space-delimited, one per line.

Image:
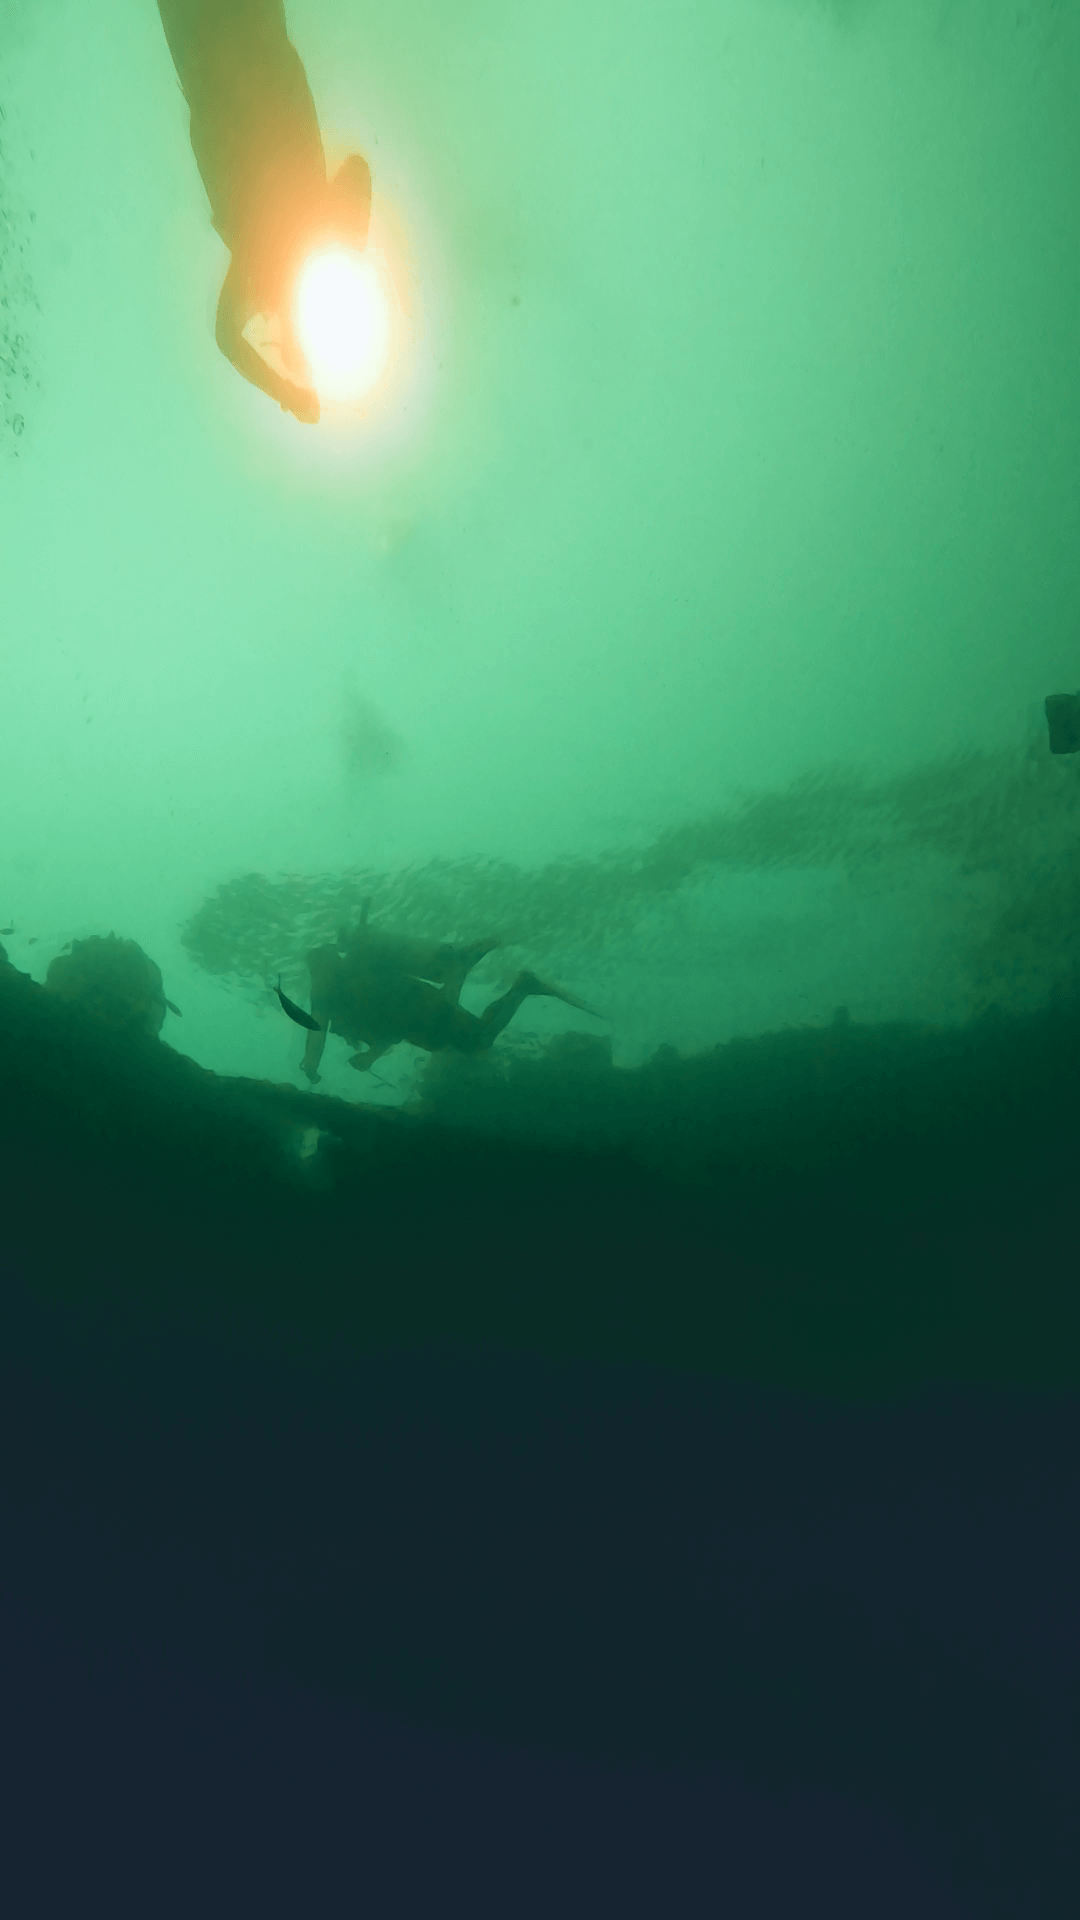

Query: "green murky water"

xmin=2 ymin=0 xmax=1079 ymax=1114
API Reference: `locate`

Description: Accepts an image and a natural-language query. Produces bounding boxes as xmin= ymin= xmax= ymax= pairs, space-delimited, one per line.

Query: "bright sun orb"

xmin=293 ymin=245 xmax=391 ymax=405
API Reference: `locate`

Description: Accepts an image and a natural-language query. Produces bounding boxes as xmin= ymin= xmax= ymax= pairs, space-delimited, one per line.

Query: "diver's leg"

xmin=470 ymin=970 xmax=601 ymax=1049
xmin=347 ymin=1043 xmax=393 ymax=1073
xmin=438 ymin=938 xmax=501 ymax=1006
xmin=459 ymin=936 xmax=501 ymax=973
xmin=468 ymin=972 xmax=539 ymax=1048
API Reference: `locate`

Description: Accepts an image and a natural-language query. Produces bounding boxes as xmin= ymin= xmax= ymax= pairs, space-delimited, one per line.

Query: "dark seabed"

xmin=2 ymin=948 xmax=1077 ymax=1917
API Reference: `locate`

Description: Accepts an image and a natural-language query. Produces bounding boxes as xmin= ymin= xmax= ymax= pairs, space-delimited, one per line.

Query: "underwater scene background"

xmin=2 ymin=6 xmax=1079 ymax=1918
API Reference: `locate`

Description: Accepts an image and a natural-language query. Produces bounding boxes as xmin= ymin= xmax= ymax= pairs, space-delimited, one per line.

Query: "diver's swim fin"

xmin=525 ymin=974 xmax=604 ymax=1019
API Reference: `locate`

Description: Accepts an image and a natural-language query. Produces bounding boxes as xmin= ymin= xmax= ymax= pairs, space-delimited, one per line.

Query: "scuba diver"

xmin=289 ymin=910 xmax=601 ymax=1084
xmin=157 ymin=0 xmax=372 ymax=422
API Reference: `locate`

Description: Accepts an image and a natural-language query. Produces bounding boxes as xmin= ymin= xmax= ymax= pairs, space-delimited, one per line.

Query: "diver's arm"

xmin=215 ymin=260 xmax=320 ymax=423
xmin=301 ymin=1020 xmax=328 ymax=1084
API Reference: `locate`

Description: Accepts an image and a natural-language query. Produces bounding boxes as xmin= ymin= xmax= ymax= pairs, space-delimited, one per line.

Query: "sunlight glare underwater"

xmin=292 ymin=244 xmax=392 ymax=404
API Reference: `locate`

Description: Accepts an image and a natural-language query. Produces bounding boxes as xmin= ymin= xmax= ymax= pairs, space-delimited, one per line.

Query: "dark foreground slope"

xmin=1 ymin=951 xmax=1077 ymax=1918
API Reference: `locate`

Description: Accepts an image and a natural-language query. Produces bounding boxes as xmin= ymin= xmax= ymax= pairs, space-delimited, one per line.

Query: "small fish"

xmin=165 ymin=999 xmax=182 ymax=1017
xmin=0 ymin=924 xmax=13 ymax=936
xmin=273 ymin=976 xmax=321 ymax=1032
